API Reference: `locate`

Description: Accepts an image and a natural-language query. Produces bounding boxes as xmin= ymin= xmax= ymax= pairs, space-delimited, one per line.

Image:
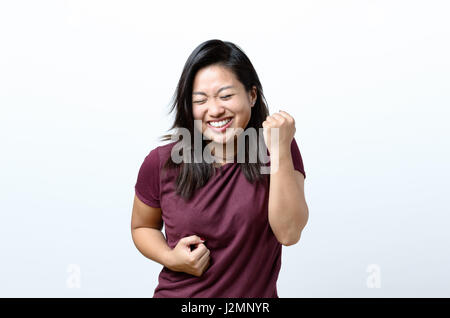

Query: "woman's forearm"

xmin=131 ymin=227 xmax=172 ymax=267
xmin=268 ymin=148 xmax=309 ymax=246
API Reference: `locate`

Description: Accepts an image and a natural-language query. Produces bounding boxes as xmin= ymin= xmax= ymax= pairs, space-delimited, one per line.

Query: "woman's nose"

xmin=207 ymin=99 xmax=225 ymax=116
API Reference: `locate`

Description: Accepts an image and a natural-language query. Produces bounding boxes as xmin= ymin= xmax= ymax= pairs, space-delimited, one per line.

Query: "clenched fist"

xmin=262 ymin=110 xmax=296 ymax=155
xmin=166 ymin=235 xmax=211 ymax=277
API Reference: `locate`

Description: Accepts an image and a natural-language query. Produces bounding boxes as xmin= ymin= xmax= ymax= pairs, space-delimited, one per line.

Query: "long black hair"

xmin=160 ymin=39 xmax=270 ymax=200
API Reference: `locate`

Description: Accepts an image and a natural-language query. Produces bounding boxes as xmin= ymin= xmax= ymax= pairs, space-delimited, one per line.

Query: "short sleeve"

xmin=291 ymin=137 xmax=306 ymax=179
xmin=134 ymin=147 xmax=161 ymax=208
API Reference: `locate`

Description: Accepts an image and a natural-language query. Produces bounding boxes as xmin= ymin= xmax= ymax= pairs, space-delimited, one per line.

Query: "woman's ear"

xmin=250 ymin=86 xmax=257 ymax=107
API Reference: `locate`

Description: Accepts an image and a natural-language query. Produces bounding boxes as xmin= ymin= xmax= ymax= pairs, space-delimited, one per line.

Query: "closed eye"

xmin=193 ymin=94 xmax=233 ymax=104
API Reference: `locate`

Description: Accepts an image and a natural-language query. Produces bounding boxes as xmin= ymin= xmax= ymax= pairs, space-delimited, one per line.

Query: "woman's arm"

xmin=263 ymin=110 xmax=309 ymax=246
xmin=131 ymin=194 xmax=173 ymax=266
xmin=131 ymin=194 xmax=211 ymax=276
xmin=268 ymin=150 xmax=309 ymax=246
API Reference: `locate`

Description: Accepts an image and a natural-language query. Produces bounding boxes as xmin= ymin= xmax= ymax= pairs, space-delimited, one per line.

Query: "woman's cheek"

xmin=239 ymin=109 xmax=252 ymax=129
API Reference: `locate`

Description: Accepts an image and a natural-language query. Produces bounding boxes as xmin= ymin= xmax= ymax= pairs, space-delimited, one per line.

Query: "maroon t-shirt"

xmin=134 ymin=137 xmax=306 ymax=298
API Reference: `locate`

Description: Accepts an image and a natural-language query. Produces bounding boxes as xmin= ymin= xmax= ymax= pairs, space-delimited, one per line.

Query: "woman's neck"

xmin=209 ymin=139 xmax=238 ymax=164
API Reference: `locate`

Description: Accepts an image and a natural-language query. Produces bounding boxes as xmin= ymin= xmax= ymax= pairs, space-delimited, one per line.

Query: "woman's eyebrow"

xmin=193 ymin=85 xmax=234 ymax=96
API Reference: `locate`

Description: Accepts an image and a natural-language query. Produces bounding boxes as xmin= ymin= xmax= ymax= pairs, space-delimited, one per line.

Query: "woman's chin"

xmin=204 ymin=129 xmax=227 ymax=144
xmin=204 ymin=126 xmax=241 ymax=144
xmin=209 ymin=135 xmax=230 ymax=144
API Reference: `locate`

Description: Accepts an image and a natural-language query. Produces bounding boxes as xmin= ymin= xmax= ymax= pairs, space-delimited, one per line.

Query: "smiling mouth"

xmin=207 ymin=117 xmax=233 ymax=128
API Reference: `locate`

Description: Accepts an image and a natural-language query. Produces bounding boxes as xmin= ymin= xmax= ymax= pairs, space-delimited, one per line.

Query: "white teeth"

xmin=209 ymin=118 xmax=231 ymax=128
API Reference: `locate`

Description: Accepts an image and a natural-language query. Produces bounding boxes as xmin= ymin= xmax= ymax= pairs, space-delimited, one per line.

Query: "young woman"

xmin=131 ymin=39 xmax=309 ymax=298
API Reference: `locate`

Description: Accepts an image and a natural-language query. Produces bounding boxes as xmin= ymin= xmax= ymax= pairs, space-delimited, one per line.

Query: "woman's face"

xmin=192 ymin=64 xmax=257 ymax=145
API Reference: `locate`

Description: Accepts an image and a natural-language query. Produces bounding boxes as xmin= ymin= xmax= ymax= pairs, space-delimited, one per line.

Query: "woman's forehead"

xmin=193 ymin=66 xmax=240 ymax=90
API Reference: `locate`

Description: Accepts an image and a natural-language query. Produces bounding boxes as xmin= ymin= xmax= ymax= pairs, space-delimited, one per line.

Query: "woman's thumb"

xmin=183 ymin=235 xmax=205 ymax=246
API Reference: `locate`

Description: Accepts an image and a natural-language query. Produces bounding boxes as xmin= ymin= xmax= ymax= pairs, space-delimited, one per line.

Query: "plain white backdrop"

xmin=0 ymin=0 xmax=449 ymax=297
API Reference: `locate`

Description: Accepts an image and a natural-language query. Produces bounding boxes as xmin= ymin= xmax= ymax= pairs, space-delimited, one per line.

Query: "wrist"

xmin=270 ymin=147 xmax=293 ymax=173
xmin=278 ymin=147 xmax=292 ymax=161
xmin=269 ymin=146 xmax=291 ymax=162
xmin=162 ymin=248 xmax=175 ymax=269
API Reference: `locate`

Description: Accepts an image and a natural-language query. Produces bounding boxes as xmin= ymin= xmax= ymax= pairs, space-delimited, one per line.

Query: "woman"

xmin=131 ymin=39 xmax=309 ymax=298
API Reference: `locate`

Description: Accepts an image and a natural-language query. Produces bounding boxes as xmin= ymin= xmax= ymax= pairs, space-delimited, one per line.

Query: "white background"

xmin=0 ymin=0 xmax=449 ymax=297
